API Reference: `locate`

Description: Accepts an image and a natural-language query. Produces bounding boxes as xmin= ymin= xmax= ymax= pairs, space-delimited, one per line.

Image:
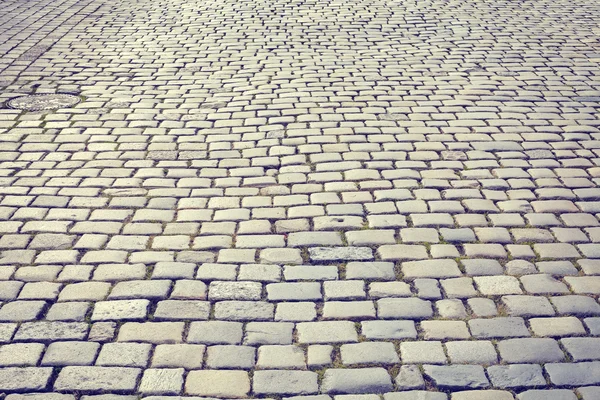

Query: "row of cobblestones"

xmin=0 ymin=0 xmax=600 ymax=398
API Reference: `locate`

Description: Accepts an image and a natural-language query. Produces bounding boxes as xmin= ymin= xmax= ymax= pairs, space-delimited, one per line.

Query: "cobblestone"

xmin=54 ymin=366 xmax=141 ymax=392
xmin=1 ymin=0 xmax=600 ymax=396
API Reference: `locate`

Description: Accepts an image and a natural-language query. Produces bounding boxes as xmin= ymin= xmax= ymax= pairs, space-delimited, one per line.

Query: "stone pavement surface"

xmin=0 ymin=0 xmax=600 ymax=398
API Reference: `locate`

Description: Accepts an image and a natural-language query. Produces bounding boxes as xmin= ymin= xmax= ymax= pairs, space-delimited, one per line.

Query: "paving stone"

xmin=196 ymin=263 xmax=237 ymax=281
xmin=577 ymin=387 xmax=600 ymax=400
xmin=445 ymin=341 xmax=498 ymax=365
xmin=517 ymin=390 xmax=577 ymax=400
xmin=340 ymin=342 xmax=399 ymax=365
xmin=469 ymin=318 xmax=530 ymax=338
xmin=54 ymin=366 xmax=141 ymax=392
xmin=436 ymin=299 xmax=468 ymax=319
xmin=546 ymin=362 xmax=600 ymax=385
xmin=208 ymin=281 xmax=263 ymax=301
xmin=187 ymin=321 xmax=243 ymax=344
xmin=58 ymin=282 xmax=111 ymax=301
xmin=284 ymin=265 xmax=338 ymax=281
xmin=253 ymin=370 xmax=318 ymax=395
xmin=267 ymin=282 xmax=322 ymax=301
xmin=96 ymin=343 xmax=152 ymax=367
xmin=139 ymin=368 xmax=184 ymax=395
xmin=108 ymin=280 xmax=171 ymax=300
xmin=297 ymin=321 xmax=358 ymax=344
xmin=451 ymin=391 xmax=514 ymax=400
xmin=461 ymin=259 xmax=504 ymax=276
xmin=0 ymin=300 xmax=46 ymax=321
xmin=244 ymin=322 xmax=294 ymax=344
xmin=505 ymin=260 xmax=537 ymax=276
xmin=401 ymin=341 xmax=447 ymax=364
xmin=561 ymin=338 xmax=600 ymax=361
xmin=93 ymin=264 xmax=146 ymax=282
xmin=402 ymin=259 xmax=461 ymax=279
xmin=487 ymin=364 xmax=547 ymax=389
xmin=474 ymin=276 xmax=522 ymax=295
xmin=361 ymin=320 xmax=417 ymax=340
xmin=324 ymin=281 xmax=365 ymax=300
xmin=377 ymin=298 xmax=433 ymax=319
xmin=14 ymin=322 xmax=88 ymax=342
xmin=0 ymin=367 xmax=53 ymax=391
xmin=256 ymin=345 xmax=306 ymax=369
xmin=214 ymin=301 xmax=274 ymax=321
xmin=151 ymin=344 xmax=205 ymax=369
xmin=0 ymin=343 xmax=45 ymax=366
xmin=422 ymin=320 xmax=470 ymax=340
xmin=117 ymin=322 xmax=184 ymax=343
xmin=6 ymin=395 xmax=75 ymax=400
xmin=91 ymin=300 xmax=150 ymax=321
xmin=154 ymin=300 xmax=210 ymax=320
xmin=441 ymin=278 xmax=478 ymax=299
xmin=369 ymin=282 xmax=412 ymax=298
xmin=309 ymin=247 xmax=373 ymax=261
xmin=238 ymin=264 xmax=281 ymax=282
xmin=384 ymin=393 xmax=447 ymax=400
xmin=501 ymin=295 xmax=555 ymax=317
xmin=414 ymin=278 xmax=443 ymax=299
xmin=529 ymin=317 xmax=586 ymax=337
xmin=275 ymin=302 xmax=317 ymax=321
xmin=260 ymin=248 xmax=303 ymax=264
xmin=17 ymin=282 xmax=60 ymax=301
xmin=551 ymin=296 xmax=600 ymax=316
xmin=395 ymin=365 xmax=425 ymax=390
xmin=185 ymin=370 xmax=250 ymax=398
xmin=41 ymin=341 xmax=99 ymax=366
xmin=422 ymin=365 xmax=490 ymax=389
xmin=565 ymin=276 xmax=600 ymax=294
xmin=206 ymin=345 xmax=255 ymax=369
xmin=3 ymin=2 xmax=600 ymax=398
xmin=377 ymin=244 xmax=428 ymax=261
xmin=498 ymin=338 xmax=564 ymax=363
xmin=345 ymin=262 xmax=395 ymax=280
xmin=321 ymin=368 xmax=393 ymax=394
xmin=468 ymin=298 xmax=498 ymax=317
xmin=306 ymin=344 xmax=333 ymax=367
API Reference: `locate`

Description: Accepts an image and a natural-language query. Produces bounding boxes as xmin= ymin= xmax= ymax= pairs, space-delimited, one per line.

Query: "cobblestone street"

xmin=1 ymin=0 xmax=600 ymax=398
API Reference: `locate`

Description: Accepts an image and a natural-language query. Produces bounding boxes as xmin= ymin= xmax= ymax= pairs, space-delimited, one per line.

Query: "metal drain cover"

xmin=7 ymin=94 xmax=81 ymax=111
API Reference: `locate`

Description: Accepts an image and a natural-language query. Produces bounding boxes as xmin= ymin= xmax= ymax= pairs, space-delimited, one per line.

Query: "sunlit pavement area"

xmin=1 ymin=0 xmax=600 ymax=398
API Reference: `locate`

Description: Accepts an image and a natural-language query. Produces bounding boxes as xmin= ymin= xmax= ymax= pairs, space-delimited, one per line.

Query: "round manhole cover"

xmin=7 ymin=94 xmax=81 ymax=111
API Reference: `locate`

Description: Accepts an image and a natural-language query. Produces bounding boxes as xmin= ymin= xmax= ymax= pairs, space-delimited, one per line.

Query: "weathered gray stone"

xmin=54 ymin=367 xmax=141 ymax=392
xmin=244 ymin=322 xmax=294 ymax=345
xmin=214 ymin=301 xmax=274 ymax=321
xmin=498 ymin=338 xmax=564 ymax=363
xmin=488 ymin=364 xmax=546 ymax=388
xmin=253 ymin=370 xmax=318 ymax=394
xmin=321 ymin=368 xmax=393 ymax=394
xmin=361 ymin=320 xmax=417 ymax=340
xmin=185 ymin=370 xmax=250 ymax=398
xmin=41 ymin=341 xmax=100 ymax=366
xmin=14 ymin=322 xmax=88 ymax=342
xmin=377 ymin=298 xmax=433 ymax=319
xmin=187 ymin=321 xmax=243 ymax=344
xmin=0 ymin=367 xmax=53 ymax=391
xmin=297 ymin=321 xmax=358 ymax=344
xmin=139 ymin=368 xmax=184 ymax=395
xmin=546 ymin=362 xmax=600 ymax=386
xmin=517 ymin=390 xmax=577 ymax=400
xmin=469 ymin=318 xmax=530 ymax=338
xmin=340 ymin=342 xmax=399 ymax=365
xmin=91 ymin=300 xmax=149 ymax=321
xmin=422 ymin=365 xmax=490 ymax=389
xmin=395 ymin=365 xmax=425 ymax=390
